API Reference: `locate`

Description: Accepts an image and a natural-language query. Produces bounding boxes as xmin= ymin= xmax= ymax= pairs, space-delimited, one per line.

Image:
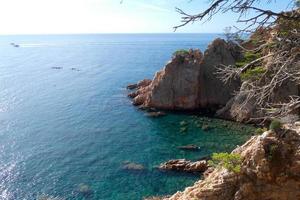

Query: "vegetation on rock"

xmin=269 ymin=119 xmax=282 ymax=132
xmin=240 ymin=66 xmax=266 ymax=81
xmin=255 ymin=127 xmax=268 ymax=135
xmin=173 ymin=49 xmax=189 ymax=56
xmin=208 ymin=152 xmax=242 ymax=173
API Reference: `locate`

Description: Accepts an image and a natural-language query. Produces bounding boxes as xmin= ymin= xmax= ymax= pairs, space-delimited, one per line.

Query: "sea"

xmin=0 ymin=34 xmax=254 ymax=200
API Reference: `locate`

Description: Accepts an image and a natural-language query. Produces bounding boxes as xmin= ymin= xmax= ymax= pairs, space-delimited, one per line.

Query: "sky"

xmin=0 ymin=0 xmax=294 ymax=34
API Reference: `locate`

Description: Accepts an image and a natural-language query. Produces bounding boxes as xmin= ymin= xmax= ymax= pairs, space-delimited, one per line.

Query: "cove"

xmin=0 ymin=34 xmax=255 ymax=200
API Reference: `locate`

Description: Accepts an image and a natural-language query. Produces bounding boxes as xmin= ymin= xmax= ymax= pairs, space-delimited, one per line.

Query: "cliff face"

xmin=163 ymin=126 xmax=300 ymax=200
xmin=129 ymin=39 xmax=241 ymax=110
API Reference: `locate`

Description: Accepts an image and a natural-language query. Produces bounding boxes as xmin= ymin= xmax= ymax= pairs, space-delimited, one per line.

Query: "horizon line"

xmin=0 ymin=32 xmax=224 ymax=36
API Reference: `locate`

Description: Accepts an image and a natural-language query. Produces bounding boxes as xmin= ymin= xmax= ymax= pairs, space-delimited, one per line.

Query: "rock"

xmin=128 ymin=92 xmax=138 ymax=98
xmin=146 ymin=111 xmax=166 ymax=118
xmin=144 ymin=196 xmax=170 ymax=200
xmin=122 ymin=162 xmax=145 ymax=171
xmin=180 ymin=127 xmax=188 ymax=133
xmin=202 ymin=124 xmax=210 ymax=131
xmin=127 ymin=79 xmax=152 ymax=90
xmin=76 ymin=183 xmax=92 ymax=195
xmin=216 ymin=84 xmax=259 ymax=122
xmin=158 ymin=159 xmax=208 ymax=173
xmin=137 ymin=79 xmax=152 ymax=88
xmin=130 ymin=39 xmax=241 ymax=111
xmin=127 ymin=83 xmax=138 ymax=90
xmin=164 ymin=127 xmax=300 ymax=200
xmin=177 ymin=145 xmax=201 ymax=151
xmin=180 ymin=121 xmax=188 ymax=126
xmin=217 ymin=68 xmax=300 ymax=123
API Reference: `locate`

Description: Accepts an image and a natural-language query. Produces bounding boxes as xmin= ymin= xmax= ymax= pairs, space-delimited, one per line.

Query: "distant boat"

xmin=10 ymin=43 xmax=20 ymax=48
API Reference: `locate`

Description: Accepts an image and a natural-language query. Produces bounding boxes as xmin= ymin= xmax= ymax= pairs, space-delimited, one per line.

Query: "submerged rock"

xmin=201 ymin=124 xmax=211 ymax=131
xmin=129 ymin=39 xmax=241 ymax=111
xmin=146 ymin=111 xmax=166 ymax=118
xmin=158 ymin=159 xmax=207 ymax=173
xmin=144 ymin=196 xmax=170 ymax=200
xmin=122 ymin=161 xmax=145 ymax=171
xmin=177 ymin=145 xmax=201 ymax=151
xmin=77 ymin=183 xmax=93 ymax=195
xmin=180 ymin=121 xmax=189 ymax=126
xmin=180 ymin=127 xmax=188 ymax=133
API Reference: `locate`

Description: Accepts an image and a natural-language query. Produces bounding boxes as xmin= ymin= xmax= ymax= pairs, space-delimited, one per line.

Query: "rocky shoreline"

xmin=126 ymin=36 xmax=300 ymax=199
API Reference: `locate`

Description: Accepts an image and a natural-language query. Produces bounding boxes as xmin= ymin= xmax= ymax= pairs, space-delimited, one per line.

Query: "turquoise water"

xmin=0 ymin=34 xmax=254 ymax=200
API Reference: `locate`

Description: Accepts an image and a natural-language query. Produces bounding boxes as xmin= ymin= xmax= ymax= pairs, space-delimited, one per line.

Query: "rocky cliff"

xmin=160 ymin=125 xmax=300 ymax=200
xmin=128 ymin=39 xmax=241 ymax=111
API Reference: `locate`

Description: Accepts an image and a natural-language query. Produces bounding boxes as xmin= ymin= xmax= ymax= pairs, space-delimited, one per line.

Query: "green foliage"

xmin=235 ymin=52 xmax=262 ymax=68
xmin=244 ymin=51 xmax=261 ymax=61
xmin=277 ymin=14 xmax=300 ymax=38
xmin=266 ymin=143 xmax=279 ymax=161
xmin=240 ymin=66 xmax=266 ymax=81
xmin=173 ymin=49 xmax=189 ymax=64
xmin=255 ymin=127 xmax=268 ymax=135
xmin=173 ymin=49 xmax=189 ymax=57
xmin=269 ymin=119 xmax=282 ymax=132
xmin=208 ymin=152 xmax=242 ymax=173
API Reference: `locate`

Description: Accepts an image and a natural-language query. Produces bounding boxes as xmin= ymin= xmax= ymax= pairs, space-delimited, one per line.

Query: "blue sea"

xmin=0 ymin=34 xmax=254 ymax=200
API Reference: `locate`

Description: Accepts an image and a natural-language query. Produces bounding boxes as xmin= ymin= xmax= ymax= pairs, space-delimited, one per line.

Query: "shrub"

xmin=235 ymin=52 xmax=262 ymax=68
xmin=255 ymin=127 xmax=268 ymax=135
xmin=269 ymin=119 xmax=282 ymax=132
xmin=240 ymin=66 xmax=266 ymax=81
xmin=208 ymin=152 xmax=242 ymax=173
xmin=173 ymin=49 xmax=189 ymax=57
xmin=265 ymin=143 xmax=280 ymax=161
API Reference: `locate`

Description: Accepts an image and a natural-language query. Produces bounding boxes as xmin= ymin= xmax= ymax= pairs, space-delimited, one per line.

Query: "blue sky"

xmin=0 ymin=0 xmax=293 ymax=34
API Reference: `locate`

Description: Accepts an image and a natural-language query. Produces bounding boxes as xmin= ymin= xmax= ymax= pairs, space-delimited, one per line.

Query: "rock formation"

xmin=158 ymin=159 xmax=208 ymax=173
xmin=162 ymin=125 xmax=300 ymax=200
xmin=128 ymin=39 xmax=241 ymax=111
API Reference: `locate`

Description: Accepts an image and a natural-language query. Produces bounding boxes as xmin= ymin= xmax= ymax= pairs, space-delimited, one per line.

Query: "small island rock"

xmin=158 ymin=159 xmax=207 ymax=173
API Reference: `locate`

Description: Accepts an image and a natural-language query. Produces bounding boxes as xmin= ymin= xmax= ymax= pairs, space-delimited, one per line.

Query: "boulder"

xmin=130 ymin=39 xmax=241 ymax=111
xmin=127 ymin=83 xmax=138 ymax=90
xmin=127 ymin=79 xmax=152 ymax=90
xmin=158 ymin=159 xmax=208 ymax=173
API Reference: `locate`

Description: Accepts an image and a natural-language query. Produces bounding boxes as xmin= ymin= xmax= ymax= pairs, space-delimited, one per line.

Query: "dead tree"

xmin=175 ymin=0 xmax=300 ymax=121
